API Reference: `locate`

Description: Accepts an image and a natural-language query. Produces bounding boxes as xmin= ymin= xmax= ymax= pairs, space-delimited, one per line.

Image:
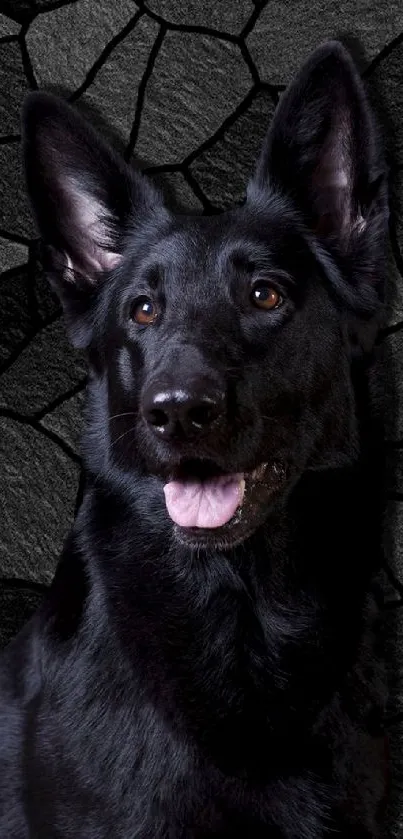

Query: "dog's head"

xmin=23 ymin=42 xmax=387 ymax=549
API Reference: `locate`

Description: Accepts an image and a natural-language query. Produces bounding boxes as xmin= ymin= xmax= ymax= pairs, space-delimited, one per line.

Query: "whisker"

xmin=109 ymin=411 xmax=138 ymax=421
xmin=111 ymin=426 xmax=137 ymax=448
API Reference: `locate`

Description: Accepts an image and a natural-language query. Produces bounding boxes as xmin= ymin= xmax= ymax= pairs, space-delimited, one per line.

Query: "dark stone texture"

xmin=80 ymin=16 xmax=159 ymax=150
xmin=0 ymin=319 xmax=86 ymax=414
xmin=0 ymin=41 xmax=30 ymax=136
xmin=0 ymin=2 xmax=31 ymax=23
xmin=385 ymin=235 xmax=403 ymax=327
xmin=371 ymin=40 xmax=403 ymax=266
xmin=385 ymin=332 xmax=403 ymax=441
xmin=153 ymin=170 xmax=203 ymax=212
xmin=191 ymin=89 xmax=275 ymax=209
xmin=144 ymin=0 xmax=253 ymax=33
xmin=26 ymin=0 xmax=136 ymax=94
xmin=368 ymin=41 xmax=403 ymax=168
xmin=0 ymin=14 xmax=20 ymax=36
xmin=0 ymin=266 xmax=32 ymax=365
xmin=0 ymin=239 xmax=28 ymax=274
xmin=247 ymin=1 xmax=403 ymax=86
xmin=385 ymin=499 xmax=403 ymax=586
xmin=0 ymin=142 xmax=36 ymax=238
xmin=0 ymin=418 xmax=79 ymax=583
xmin=41 ymin=389 xmax=85 ymax=454
xmin=135 ymin=32 xmax=252 ymax=164
xmin=0 ymin=251 xmax=63 ymax=363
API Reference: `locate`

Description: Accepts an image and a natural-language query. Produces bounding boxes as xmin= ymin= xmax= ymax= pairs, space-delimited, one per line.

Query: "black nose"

xmin=142 ymin=384 xmax=225 ymax=440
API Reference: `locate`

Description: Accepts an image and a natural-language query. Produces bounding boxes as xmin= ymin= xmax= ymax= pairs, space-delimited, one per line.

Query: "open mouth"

xmin=163 ymin=458 xmax=286 ymax=544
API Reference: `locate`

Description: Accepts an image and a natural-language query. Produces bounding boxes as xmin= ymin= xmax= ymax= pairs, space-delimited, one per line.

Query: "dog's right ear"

xmin=22 ymin=92 xmax=166 ymax=347
xmin=247 ymin=42 xmax=386 ymax=256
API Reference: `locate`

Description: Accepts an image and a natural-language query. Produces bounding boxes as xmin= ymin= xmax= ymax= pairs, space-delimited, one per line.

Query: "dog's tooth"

xmin=238 ymin=477 xmax=245 ymax=504
xmin=251 ymin=463 xmax=267 ymax=481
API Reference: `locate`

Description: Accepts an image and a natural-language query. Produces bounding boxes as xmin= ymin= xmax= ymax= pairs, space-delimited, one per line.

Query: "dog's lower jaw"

xmin=173 ymin=521 xmax=264 ymax=552
xmin=166 ymin=462 xmax=289 ymax=550
xmin=169 ymin=473 xmax=286 ymax=551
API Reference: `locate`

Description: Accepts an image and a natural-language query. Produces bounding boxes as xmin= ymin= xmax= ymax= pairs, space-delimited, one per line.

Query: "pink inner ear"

xmin=84 ymin=247 xmax=121 ymax=275
xmin=65 ymin=177 xmax=123 ymax=276
xmin=102 ymin=252 xmax=121 ymax=270
xmin=64 ymin=249 xmax=121 ymax=283
xmin=76 ymin=247 xmax=122 ymax=276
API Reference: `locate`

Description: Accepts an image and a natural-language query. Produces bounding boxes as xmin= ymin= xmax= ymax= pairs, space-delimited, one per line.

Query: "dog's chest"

xmin=26 ymin=690 xmax=326 ymax=839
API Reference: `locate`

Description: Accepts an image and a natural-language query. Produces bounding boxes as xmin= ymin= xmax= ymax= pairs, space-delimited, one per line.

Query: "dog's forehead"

xmin=124 ymin=202 xmax=311 ymax=299
xmin=139 ymin=212 xmax=277 ymax=277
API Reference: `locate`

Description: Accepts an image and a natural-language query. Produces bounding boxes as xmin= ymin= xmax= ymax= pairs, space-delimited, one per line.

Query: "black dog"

xmin=0 ymin=41 xmax=389 ymax=838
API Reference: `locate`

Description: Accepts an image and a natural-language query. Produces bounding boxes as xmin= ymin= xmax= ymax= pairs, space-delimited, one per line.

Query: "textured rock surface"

xmin=153 ymin=170 xmax=204 ymax=212
xmin=0 ymin=239 xmax=28 ymax=274
xmin=385 ymin=237 xmax=403 ymax=327
xmin=79 ymin=16 xmax=159 ymax=150
xmin=135 ymin=32 xmax=252 ymax=164
xmin=0 ymin=267 xmax=32 ymax=365
xmin=41 ymin=389 xmax=85 ymax=454
xmin=0 ymin=143 xmax=36 ymax=238
xmin=0 ymin=13 xmax=20 ymax=35
xmin=0 ymin=41 xmax=30 ymax=136
xmin=191 ymin=89 xmax=276 ymax=208
xmin=0 ymin=418 xmax=79 ymax=582
xmin=368 ymin=41 xmax=403 ymax=168
xmin=26 ymin=0 xmax=136 ymax=93
xmin=385 ymin=332 xmax=403 ymax=441
xmin=145 ymin=0 xmax=253 ymax=33
xmin=0 ymin=319 xmax=86 ymax=414
xmin=247 ymin=1 xmax=403 ymax=86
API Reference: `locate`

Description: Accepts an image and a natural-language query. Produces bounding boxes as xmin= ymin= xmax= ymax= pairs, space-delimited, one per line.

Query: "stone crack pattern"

xmin=0 ymin=1 xmax=402 ymax=831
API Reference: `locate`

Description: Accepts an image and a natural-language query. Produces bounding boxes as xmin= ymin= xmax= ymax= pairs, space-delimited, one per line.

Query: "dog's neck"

xmin=65 ymin=455 xmax=380 ymax=634
xmin=41 ymin=456 xmax=380 ymax=776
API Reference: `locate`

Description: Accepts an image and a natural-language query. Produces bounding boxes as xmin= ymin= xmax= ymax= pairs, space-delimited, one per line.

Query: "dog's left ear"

xmin=248 ymin=41 xmax=386 ymax=251
xmin=22 ymin=92 xmax=167 ymax=347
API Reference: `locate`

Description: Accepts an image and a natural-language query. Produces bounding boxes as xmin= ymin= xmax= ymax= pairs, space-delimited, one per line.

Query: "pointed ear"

xmin=247 ymin=41 xmax=386 ymax=251
xmin=22 ymin=92 xmax=166 ymax=347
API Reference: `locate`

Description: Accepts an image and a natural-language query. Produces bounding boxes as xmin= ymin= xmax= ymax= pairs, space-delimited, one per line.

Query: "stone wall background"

xmin=0 ymin=1 xmax=402 ymax=833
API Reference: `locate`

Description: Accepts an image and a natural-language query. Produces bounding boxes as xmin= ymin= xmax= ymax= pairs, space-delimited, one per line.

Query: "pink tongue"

xmin=164 ymin=474 xmax=244 ymax=529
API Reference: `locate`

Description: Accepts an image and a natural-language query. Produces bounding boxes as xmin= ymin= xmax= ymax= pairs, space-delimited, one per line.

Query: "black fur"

xmin=0 ymin=41 xmax=389 ymax=838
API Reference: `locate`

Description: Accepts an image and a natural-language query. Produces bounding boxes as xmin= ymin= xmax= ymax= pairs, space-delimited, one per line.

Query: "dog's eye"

xmin=131 ymin=297 xmax=158 ymax=326
xmin=251 ymin=283 xmax=282 ymax=311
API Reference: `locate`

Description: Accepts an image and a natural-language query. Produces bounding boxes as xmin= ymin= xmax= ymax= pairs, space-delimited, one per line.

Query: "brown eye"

xmin=251 ymin=283 xmax=282 ymax=311
xmin=131 ymin=297 xmax=157 ymax=326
